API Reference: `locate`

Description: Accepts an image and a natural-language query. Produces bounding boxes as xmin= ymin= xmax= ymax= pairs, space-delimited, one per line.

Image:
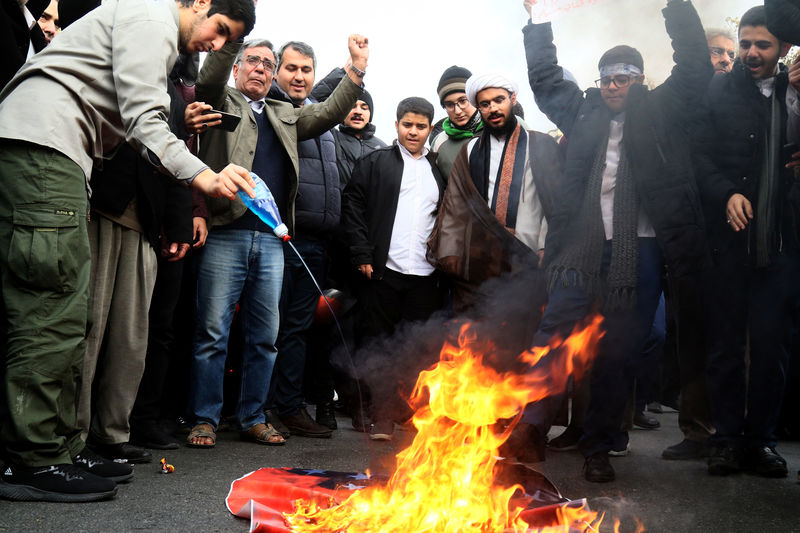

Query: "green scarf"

xmin=442 ymin=111 xmax=483 ymax=140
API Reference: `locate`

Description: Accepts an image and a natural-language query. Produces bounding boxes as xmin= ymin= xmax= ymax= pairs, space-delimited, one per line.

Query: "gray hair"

xmin=705 ymin=28 xmax=735 ymax=45
xmin=234 ymin=39 xmax=274 ymax=65
xmin=276 ymin=41 xmax=316 ymax=71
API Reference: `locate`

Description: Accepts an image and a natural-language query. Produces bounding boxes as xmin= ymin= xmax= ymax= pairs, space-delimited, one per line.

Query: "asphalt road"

xmin=0 ymin=408 xmax=798 ymax=532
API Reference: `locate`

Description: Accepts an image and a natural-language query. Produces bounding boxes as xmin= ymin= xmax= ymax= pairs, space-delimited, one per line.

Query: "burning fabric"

xmin=227 ymin=318 xmax=606 ymax=532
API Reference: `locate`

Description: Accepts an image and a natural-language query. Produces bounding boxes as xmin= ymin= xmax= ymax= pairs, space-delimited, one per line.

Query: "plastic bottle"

xmin=238 ymin=173 xmax=290 ymax=241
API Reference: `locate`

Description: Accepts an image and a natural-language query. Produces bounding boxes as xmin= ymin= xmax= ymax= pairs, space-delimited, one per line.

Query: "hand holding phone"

xmin=202 ymin=108 xmax=241 ymax=132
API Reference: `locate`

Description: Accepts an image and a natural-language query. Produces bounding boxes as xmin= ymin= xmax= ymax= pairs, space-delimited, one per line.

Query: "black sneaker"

xmin=130 ymin=422 xmax=180 ymax=450
xmin=0 ymin=464 xmax=117 ymax=502
xmin=73 ymin=447 xmax=134 ymax=483
xmin=583 ymin=453 xmax=615 ymax=482
xmin=708 ymin=444 xmax=742 ymax=476
xmin=743 ymin=446 xmax=788 ymax=478
xmin=88 ymin=442 xmax=152 ymax=464
xmin=280 ymin=408 xmax=332 ymax=438
xmin=315 ymin=402 xmax=338 ymax=430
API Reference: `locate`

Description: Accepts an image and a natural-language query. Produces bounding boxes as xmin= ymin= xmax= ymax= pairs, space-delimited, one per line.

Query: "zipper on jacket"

xmin=651 ymin=125 xmax=667 ymax=164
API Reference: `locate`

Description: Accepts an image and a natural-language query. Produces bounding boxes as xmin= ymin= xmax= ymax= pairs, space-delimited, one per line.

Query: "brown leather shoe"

xmin=280 ymin=408 xmax=332 ymax=438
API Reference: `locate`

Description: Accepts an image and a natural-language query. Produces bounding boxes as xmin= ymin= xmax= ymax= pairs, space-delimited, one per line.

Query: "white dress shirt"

xmin=486 ymin=133 xmax=507 ymax=206
xmin=385 ymin=144 xmax=439 ymax=276
xmin=244 ymin=95 xmax=266 ymax=114
xmin=601 ymin=114 xmax=655 ymax=240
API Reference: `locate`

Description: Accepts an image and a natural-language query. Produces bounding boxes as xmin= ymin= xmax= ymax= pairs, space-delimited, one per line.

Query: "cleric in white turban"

xmin=464 ymin=72 xmax=520 ymax=107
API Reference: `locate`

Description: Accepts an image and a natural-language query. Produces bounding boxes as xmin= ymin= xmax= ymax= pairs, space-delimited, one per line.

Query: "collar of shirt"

xmin=244 ymin=95 xmax=266 ymax=114
xmin=397 ymin=142 xmax=429 ymax=160
xmin=756 ymin=76 xmax=777 ymax=98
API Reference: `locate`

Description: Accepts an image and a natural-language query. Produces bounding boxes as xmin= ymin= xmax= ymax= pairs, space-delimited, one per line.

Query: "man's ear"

xmin=780 ymin=42 xmax=793 ymax=58
xmin=193 ymin=0 xmax=211 ymax=13
xmin=510 ymin=92 xmax=517 ymax=106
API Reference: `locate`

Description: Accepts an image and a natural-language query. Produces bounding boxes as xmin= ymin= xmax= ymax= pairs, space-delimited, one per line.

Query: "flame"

xmin=286 ymin=315 xmax=605 ymax=532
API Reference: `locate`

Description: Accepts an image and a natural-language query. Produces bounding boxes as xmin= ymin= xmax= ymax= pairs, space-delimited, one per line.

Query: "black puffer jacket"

xmin=310 ymin=67 xmax=387 ymax=185
xmin=694 ymin=60 xmax=798 ymax=260
xmin=269 ymin=82 xmax=341 ymax=238
xmin=523 ymin=0 xmax=713 ymax=278
xmin=333 ymin=125 xmax=387 ymax=186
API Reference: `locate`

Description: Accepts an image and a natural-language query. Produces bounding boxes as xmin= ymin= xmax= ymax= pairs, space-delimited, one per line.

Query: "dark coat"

xmin=333 ymin=125 xmax=388 ymax=186
xmin=309 ymin=66 xmax=387 ymax=185
xmin=694 ymin=60 xmax=797 ymax=259
xmin=268 ymin=82 xmax=341 ymax=238
xmin=342 ymin=144 xmax=446 ymax=279
xmin=1 ymin=0 xmax=48 ymax=87
xmin=523 ymin=0 xmax=713 ymax=278
xmin=89 ymin=82 xmax=192 ymax=249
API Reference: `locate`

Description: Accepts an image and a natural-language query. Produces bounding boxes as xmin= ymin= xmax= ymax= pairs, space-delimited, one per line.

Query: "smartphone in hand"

xmin=202 ymin=109 xmax=241 ymax=132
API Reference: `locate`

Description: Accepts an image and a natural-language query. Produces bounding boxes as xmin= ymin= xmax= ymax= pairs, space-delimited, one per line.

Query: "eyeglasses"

xmin=243 ymin=55 xmax=275 ymax=73
xmin=595 ymin=74 xmax=635 ymax=88
xmin=709 ymin=46 xmax=735 ymax=61
xmin=443 ymin=96 xmax=470 ymax=111
xmin=477 ymin=94 xmax=508 ymax=111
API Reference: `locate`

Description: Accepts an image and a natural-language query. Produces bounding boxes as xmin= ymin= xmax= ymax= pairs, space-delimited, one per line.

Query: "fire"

xmin=286 ymin=315 xmax=605 ymax=532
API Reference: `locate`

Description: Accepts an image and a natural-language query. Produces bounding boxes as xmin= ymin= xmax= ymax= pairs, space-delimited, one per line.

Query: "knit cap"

xmin=437 ymin=65 xmax=473 ymax=104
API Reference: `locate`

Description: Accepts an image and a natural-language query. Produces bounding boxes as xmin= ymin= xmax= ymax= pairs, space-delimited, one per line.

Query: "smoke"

xmin=330 ymin=267 xmax=551 ymax=422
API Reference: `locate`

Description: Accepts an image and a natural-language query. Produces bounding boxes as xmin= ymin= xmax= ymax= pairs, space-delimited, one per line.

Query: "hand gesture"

xmin=726 ymin=193 xmax=753 ymax=232
xmin=348 ymin=34 xmax=369 ymax=71
xmin=789 ymin=59 xmax=800 ymax=93
xmin=191 ymin=164 xmax=255 ymax=200
xmin=357 ymin=264 xmax=373 ymax=279
xmin=192 ymin=216 xmax=208 ymax=248
xmin=523 ymin=0 xmax=536 ymax=18
xmin=185 ymin=102 xmax=221 ymax=135
xmin=161 ymin=238 xmax=190 ymax=261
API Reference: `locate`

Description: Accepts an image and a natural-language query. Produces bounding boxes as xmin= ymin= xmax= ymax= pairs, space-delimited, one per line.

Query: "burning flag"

xmin=227 ymin=315 xmax=608 ymax=532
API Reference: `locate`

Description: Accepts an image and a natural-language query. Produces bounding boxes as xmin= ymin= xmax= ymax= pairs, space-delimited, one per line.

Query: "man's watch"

xmin=349 ymin=63 xmax=366 ymax=78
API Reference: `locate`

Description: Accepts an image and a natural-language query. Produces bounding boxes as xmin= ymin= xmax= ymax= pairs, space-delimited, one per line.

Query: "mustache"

xmin=488 ymin=112 xmax=504 ymax=121
xmin=744 ymin=58 xmax=763 ymax=67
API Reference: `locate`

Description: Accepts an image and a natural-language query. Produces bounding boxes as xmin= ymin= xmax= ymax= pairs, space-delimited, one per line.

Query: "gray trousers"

xmin=77 ymin=215 xmax=157 ymax=444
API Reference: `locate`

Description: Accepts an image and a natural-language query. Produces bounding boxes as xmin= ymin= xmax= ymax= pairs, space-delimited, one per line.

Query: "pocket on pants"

xmin=8 ymin=204 xmax=82 ymax=292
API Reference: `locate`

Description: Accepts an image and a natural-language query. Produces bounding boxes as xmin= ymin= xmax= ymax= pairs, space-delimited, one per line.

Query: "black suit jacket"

xmin=342 ymin=144 xmax=446 ymax=279
xmin=1 ymin=0 xmax=48 ymax=87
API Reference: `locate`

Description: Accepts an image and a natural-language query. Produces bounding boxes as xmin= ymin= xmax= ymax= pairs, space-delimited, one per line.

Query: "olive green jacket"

xmin=196 ymin=42 xmax=362 ymax=232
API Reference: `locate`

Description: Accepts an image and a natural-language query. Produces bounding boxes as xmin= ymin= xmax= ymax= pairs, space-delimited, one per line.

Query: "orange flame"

xmin=286 ymin=315 xmax=605 ymax=532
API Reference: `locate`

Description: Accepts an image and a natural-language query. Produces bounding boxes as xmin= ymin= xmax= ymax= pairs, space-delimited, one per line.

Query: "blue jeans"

xmin=188 ymin=229 xmax=284 ymax=430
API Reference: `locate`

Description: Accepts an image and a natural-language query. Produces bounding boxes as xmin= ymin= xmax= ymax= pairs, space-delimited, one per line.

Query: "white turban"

xmin=465 ymin=72 xmax=519 ymax=107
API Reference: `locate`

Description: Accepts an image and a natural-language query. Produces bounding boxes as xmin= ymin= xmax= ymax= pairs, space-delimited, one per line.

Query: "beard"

xmin=484 ymin=112 xmax=518 ymax=138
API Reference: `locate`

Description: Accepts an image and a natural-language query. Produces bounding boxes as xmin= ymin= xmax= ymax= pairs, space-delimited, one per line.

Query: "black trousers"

xmin=356 ymin=268 xmax=444 ymax=422
xmin=704 ymin=250 xmax=800 ymax=448
xmin=130 ymin=254 xmax=185 ymax=428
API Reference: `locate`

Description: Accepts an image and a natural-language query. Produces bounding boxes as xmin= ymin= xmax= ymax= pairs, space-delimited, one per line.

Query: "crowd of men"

xmin=0 ymin=0 xmax=798 ymax=504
